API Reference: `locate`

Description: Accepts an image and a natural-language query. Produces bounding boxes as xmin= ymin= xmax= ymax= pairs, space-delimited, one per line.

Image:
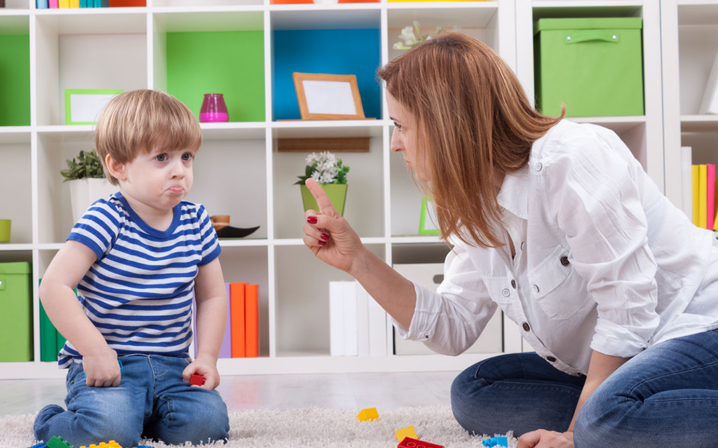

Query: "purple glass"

xmin=199 ymin=93 xmax=229 ymax=123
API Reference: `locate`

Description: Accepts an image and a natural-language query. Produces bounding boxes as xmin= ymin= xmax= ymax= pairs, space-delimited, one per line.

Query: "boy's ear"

xmin=105 ymin=155 xmax=127 ymax=182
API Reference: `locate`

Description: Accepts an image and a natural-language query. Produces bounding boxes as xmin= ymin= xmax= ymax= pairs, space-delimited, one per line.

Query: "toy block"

xmin=398 ymin=436 xmax=444 ymax=448
xmin=46 ymin=436 xmax=75 ymax=448
xmin=29 ymin=443 xmax=47 ymax=448
xmin=190 ymin=374 xmax=206 ymax=386
xmin=79 ymin=442 xmax=122 ymax=448
xmin=395 ymin=425 xmax=418 ymax=441
xmin=482 ymin=436 xmax=508 ymax=447
xmin=356 ymin=407 xmax=379 ymax=422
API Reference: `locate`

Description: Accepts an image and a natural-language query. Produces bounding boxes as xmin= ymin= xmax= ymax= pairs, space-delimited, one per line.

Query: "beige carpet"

xmin=0 ymin=406 xmax=516 ymax=448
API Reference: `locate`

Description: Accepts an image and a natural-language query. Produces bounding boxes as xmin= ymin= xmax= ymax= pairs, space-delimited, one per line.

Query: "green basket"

xmin=534 ymin=17 xmax=644 ymax=117
xmin=0 ymin=262 xmax=32 ymax=362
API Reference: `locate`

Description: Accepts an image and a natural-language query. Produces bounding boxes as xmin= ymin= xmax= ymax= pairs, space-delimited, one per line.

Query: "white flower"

xmin=311 ymin=172 xmax=322 ymax=182
xmin=398 ymin=26 xmax=417 ymax=47
xmin=319 ymin=173 xmax=336 ymax=184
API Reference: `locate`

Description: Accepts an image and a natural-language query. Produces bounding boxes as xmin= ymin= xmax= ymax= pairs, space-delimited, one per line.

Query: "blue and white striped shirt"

xmin=57 ymin=192 xmax=221 ymax=368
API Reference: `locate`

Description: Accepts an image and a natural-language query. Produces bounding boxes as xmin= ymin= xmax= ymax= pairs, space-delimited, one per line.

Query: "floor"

xmin=0 ymin=371 xmax=460 ymax=417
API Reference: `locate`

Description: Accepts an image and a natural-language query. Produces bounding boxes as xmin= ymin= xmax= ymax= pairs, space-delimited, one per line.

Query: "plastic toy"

xmin=398 ymin=436 xmax=444 ymax=448
xmin=46 ymin=436 xmax=73 ymax=448
xmin=79 ymin=441 xmax=122 ymax=448
xmin=395 ymin=425 xmax=418 ymax=441
xmin=356 ymin=407 xmax=379 ymax=422
xmin=29 ymin=443 xmax=47 ymax=448
xmin=482 ymin=436 xmax=508 ymax=447
xmin=31 ymin=438 xmax=155 ymax=448
xmin=190 ymin=374 xmax=206 ymax=386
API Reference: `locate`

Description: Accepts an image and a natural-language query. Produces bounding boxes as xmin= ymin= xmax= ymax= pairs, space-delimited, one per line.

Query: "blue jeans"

xmin=451 ymin=329 xmax=718 ymax=447
xmin=33 ymin=355 xmax=230 ymax=447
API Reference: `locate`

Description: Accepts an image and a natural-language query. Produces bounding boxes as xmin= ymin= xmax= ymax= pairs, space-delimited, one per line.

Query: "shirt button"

xmin=535 ymin=162 xmax=543 ymax=172
xmin=511 ymin=280 xmax=516 ymax=289
xmin=522 ymin=322 xmax=530 ymax=332
xmin=520 ymin=242 xmax=525 ymax=250
xmin=560 ymin=256 xmax=570 ymax=266
xmin=547 ymin=356 xmax=557 ymax=362
xmin=532 ymin=284 xmax=540 ymax=293
xmin=502 ymin=288 xmax=510 ymax=297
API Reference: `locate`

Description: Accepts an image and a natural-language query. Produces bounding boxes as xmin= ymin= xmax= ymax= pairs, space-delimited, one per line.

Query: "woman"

xmin=303 ymin=33 xmax=718 ymax=448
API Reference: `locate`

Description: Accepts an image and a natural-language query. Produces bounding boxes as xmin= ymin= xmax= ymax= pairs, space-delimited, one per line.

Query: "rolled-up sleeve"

xmin=548 ymin=132 xmax=660 ymax=358
xmin=392 ymin=243 xmax=498 ymax=356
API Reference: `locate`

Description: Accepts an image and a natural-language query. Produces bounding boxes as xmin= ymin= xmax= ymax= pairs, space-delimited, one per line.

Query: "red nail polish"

xmin=318 ymin=240 xmax=327 ymax=246
xmin=307 ymin=216 xmax=317 ymax=224
xmin=320 ymin=233 xmax=330 ymax=241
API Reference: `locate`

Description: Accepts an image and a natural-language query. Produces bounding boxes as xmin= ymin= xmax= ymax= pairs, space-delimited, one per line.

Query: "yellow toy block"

xmin=79 ymin=441 xmax=122 ymax=448
xmin=395 ymin=425 xmax=418 ymax=441
xmin=356 ymin=407 xmax=379 ymax=422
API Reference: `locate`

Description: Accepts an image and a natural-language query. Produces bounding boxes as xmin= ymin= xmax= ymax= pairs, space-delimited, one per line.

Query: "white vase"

xmin=69 ymin=178 xmax=119 ymax=224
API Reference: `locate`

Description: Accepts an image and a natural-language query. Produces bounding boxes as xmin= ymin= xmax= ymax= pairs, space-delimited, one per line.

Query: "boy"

xmin=34 ymin=90 xmax=230 ymax=447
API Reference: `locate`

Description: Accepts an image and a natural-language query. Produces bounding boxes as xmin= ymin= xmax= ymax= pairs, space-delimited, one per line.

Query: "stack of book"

xmin=690 ymin=162 xmax=718 ymax=231
xmin=193 ymin=282 xmax=260 ymax=359
xmin=329 ymin=281 xmax=387 ymax=357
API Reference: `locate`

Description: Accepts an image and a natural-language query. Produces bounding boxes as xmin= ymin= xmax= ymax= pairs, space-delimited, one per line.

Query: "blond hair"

xmin=95 ymin=90 xmax=202 ymax=185
xmin=378 ymin=33 xmax=563 ymax=248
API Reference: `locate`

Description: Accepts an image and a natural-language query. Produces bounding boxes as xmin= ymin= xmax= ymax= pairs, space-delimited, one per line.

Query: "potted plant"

xmin=61 ymin=149 xmax=118 ymax=223
xmin=295 ymin=151 xmax=350 ymax=216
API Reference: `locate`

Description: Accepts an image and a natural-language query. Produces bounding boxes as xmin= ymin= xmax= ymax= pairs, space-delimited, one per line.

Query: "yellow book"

xmin=70 ymin=0 xmax=79 ymax=6
xmin=700 ymin=165 xmax=708 ymax=230
xmin=693 ymin=165 xmax=700 ymax=226
xmin=59 ymin=0 xmax=69 ymax=7
xmin=714 ymin=173 xmax=718 ymax=230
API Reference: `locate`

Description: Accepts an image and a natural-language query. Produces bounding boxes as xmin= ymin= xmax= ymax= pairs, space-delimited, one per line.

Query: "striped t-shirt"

xmin=57 ymin=192 xmax=221 ymax=368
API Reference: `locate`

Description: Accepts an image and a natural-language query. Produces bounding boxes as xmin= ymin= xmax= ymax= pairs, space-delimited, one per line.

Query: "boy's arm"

xmin=187 ymin=257 xmax=227 ymax=388
xmin=39 ymin=240 xmax=121 ymax=387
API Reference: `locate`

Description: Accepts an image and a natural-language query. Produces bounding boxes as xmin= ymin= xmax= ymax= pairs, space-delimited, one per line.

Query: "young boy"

xmin=34 ymin=90 xmax=230 ymax=447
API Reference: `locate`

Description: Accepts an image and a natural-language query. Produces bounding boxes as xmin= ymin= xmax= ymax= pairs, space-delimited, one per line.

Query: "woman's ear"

xmin=105 ymin=154 xmax=127 ymax=182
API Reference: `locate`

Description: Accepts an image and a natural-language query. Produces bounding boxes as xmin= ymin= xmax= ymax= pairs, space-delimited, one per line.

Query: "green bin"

xmin=0 ymin=262 xmax=33 ymax=362
xmin=534 ymin=18 xmax=644 ymax=117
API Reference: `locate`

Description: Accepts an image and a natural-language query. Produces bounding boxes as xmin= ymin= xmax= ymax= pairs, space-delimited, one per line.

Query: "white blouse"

xmin=393 ymin=120 xmax=718 ymax=375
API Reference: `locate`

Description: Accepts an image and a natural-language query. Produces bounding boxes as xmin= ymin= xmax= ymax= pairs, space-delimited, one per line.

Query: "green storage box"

xmin=534 ymin=18 xmax=644 ymax=117
xmin=0 ymin=262 xmax=33 ymax=362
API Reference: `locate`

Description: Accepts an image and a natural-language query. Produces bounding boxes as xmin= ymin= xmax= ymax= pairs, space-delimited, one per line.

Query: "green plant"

xmin=294 ymin=151 xmax=350 ymax=186
xmin=60 ymin=149 xmax=106 ymax=182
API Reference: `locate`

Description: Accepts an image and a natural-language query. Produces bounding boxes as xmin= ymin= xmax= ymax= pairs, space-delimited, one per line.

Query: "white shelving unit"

xmin=0 ymin=0 xmax=523 ymax=379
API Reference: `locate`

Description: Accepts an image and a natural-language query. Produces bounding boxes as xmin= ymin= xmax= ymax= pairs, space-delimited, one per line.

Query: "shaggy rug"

xmin=0 ymin=406 xmax=516 ymax=448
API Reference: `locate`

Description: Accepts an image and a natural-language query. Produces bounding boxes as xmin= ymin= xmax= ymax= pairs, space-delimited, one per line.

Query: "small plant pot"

xmin=69 ymin=178 xmax=119 ymax=223
xmin=0 ymin=220 xmax=10 ymax=243
xmin=301 ymin=184 xmax=347 ymax=216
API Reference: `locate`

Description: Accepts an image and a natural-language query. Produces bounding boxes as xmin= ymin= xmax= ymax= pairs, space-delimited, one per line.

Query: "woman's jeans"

xmin=34 ymin=354 xmax=230 ymax=448
xmin=451 ymin=329 xmax=718 ymax=448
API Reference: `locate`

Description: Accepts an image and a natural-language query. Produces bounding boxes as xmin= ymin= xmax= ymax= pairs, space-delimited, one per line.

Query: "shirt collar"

xmin=496 ymin=164 xmax=530 ymax=220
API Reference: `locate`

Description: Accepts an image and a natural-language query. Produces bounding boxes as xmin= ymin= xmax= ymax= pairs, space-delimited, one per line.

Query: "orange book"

xmin=229 ymin=282 xmax=246 ymax=358
xmin=245 ymin=284 xmax=259 ymax=358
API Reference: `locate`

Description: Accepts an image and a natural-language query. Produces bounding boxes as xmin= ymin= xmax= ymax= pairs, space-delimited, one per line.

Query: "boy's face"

xmin=117 ymin=146 xmax=197 ymax=214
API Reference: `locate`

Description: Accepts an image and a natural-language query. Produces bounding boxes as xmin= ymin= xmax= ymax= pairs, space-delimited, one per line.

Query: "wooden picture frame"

xmin=292 ymin=73 xmax=365 ymax=120
xmin=65 ymin=89 xmax=123 ymax=125
xmin=419 ymin=196 xmax=441 ymax=235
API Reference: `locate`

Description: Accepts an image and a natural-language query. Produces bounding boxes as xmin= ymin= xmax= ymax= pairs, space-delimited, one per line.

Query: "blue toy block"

xmin=482 ymin=436 xmax=508 ymax=447
xmin=29 ymin=443 xmax=47 ymax=448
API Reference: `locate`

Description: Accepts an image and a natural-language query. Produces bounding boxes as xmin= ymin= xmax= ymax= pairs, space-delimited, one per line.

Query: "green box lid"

xmin=534 ymin=17 xmax=642 ymax=36
xmin=0 ymin=262 xmax=31 ymax=275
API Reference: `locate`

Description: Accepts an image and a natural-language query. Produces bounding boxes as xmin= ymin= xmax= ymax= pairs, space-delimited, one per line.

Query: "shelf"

xmin=0 ymin=128 xmax=31 ymax=144
xmin=272 ymin=120 xmax=385 ymax=138
xmin=681 ymin=114 xmax=718 ymax=131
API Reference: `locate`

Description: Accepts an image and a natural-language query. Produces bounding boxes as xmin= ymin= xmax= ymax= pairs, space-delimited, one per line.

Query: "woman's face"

xmin=387 ymin=92 xmax=426 ymax=179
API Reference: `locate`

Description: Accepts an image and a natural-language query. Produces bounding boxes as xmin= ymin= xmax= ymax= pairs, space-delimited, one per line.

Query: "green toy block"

xmin=46 ymin=436 xmax=75 ymax=448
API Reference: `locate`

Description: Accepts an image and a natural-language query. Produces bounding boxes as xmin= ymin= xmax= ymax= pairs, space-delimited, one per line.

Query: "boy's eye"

xmin=182 ymin=153 xmax=194 ymax=161
xmin=155 ymin=154 xmax=167 ymax=162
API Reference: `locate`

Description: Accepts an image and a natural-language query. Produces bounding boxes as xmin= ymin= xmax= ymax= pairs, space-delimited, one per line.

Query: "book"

xmin=700 ymin=165 xmax=708 ymax=230
xmin=230 ymin=282 xmax=246 ymax=358
xmin=37 ymin=0 xmax=49 ymax=8
xmin=70 ymin=0 xmax=79 ymax=6
xmin=329 ymin=282 xmax=344 ymax=356
xmin=245 ymin=283 xmax=259 ymax=358
xmin=49 ymin=0 xmax=58 ymax=6
xmin=693 ymin=164 xmax=700 ymax=226
xmin=681 ymin=147 xmax=693 ymax=220
xmin=708 ymin=164 xmax=716 ymax=231
xmin=218 ymin=283 xmax=232 ymax=358
xmin=59 ymin=0 xmax=69 ymax=7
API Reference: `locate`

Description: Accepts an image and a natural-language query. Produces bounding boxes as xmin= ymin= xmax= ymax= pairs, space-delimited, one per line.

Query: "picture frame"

xmin=419 ymin=196 xmax=441 ymax=235
xmin=292 ymin=73 xmax=365 ymax=120
xmin=64 ymin=89 xmax=123 ymax=125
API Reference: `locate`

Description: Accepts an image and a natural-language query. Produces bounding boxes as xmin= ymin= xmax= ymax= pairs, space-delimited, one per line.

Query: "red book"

xmin=708 ymin=164 xmax=715 ymax=231
xmin=230 ymin=282 xmax=246 ymax=358
xmin=245 ymin=284 xmax=259 ymax=358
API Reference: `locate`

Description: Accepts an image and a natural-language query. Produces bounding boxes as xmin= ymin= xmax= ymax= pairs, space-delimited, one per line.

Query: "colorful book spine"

xmin=699 ymin=165 xmax=708 ymax=230
xmin=70 ymin=0 xmax=79 ymax=6
xmin=230 ymin=282 xmax=246 ymax=358
xmin=245 ymin=284 xmax=259 ymax=358
xmin=49 ymin=0 xmax=58 ymax=7
xmin=693 ymin=164 xmax=700 ymax=226
xmin=218 ymin=283 xmax=232 ymax=358
xmin=708 ymin=164 xmax=715 ymax=231
xmin=37 ymin=0 xmax=50 ymax=8
xmin=59 ymin=0 xmax=70 ymax=7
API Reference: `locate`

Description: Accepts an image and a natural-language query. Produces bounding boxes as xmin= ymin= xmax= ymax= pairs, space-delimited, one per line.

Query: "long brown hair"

xmin=378 ymin=33 xmax=562 ymax=248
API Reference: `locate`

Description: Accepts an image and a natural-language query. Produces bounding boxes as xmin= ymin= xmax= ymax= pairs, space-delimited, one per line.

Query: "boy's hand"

xmin=83 ymin=348 xmax=121 ymax=387
xmin=183 ymin=353 xmax=220 ymax=389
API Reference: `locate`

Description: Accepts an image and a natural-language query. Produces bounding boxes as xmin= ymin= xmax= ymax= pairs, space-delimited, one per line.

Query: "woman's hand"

xmin=303 ymin=178 xmax=366 ymax=275
xmin=516 ymin=430 xmax=574 ymax=448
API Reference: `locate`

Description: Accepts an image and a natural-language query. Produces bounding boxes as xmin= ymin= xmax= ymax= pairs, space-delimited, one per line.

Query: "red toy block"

xmin=190 ymin=374 xmax=206 ymax=386
xmin=398 ymin=437 xmax=444 ymax=448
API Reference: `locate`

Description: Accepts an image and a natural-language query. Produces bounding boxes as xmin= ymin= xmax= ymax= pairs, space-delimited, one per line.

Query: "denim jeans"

xmin=451 ymin=329 xmax=718 ymax=447
xmin=34 ymin=354 xmax=230 ymax=447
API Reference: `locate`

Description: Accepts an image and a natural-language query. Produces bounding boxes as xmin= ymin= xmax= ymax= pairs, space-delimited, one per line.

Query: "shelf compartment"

xmin=0 ymin=15 xmax=29 ymax=127
xmin=35 ymin=13 xmax=147 ymax=126
xmin=153 ymin=11 xmax=265 ymax=123
xmin=0 ymin=140 xmax=32 ymax=244
xmin=272 ymin=136 xmax=384 ymax=239
xmin=154 ymin=0 xmax=262 ymax=7
xmin=1 ymin=0 xmax=30 ymax=9
xmin=271 ymin=10 xmax=382 ymax=121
